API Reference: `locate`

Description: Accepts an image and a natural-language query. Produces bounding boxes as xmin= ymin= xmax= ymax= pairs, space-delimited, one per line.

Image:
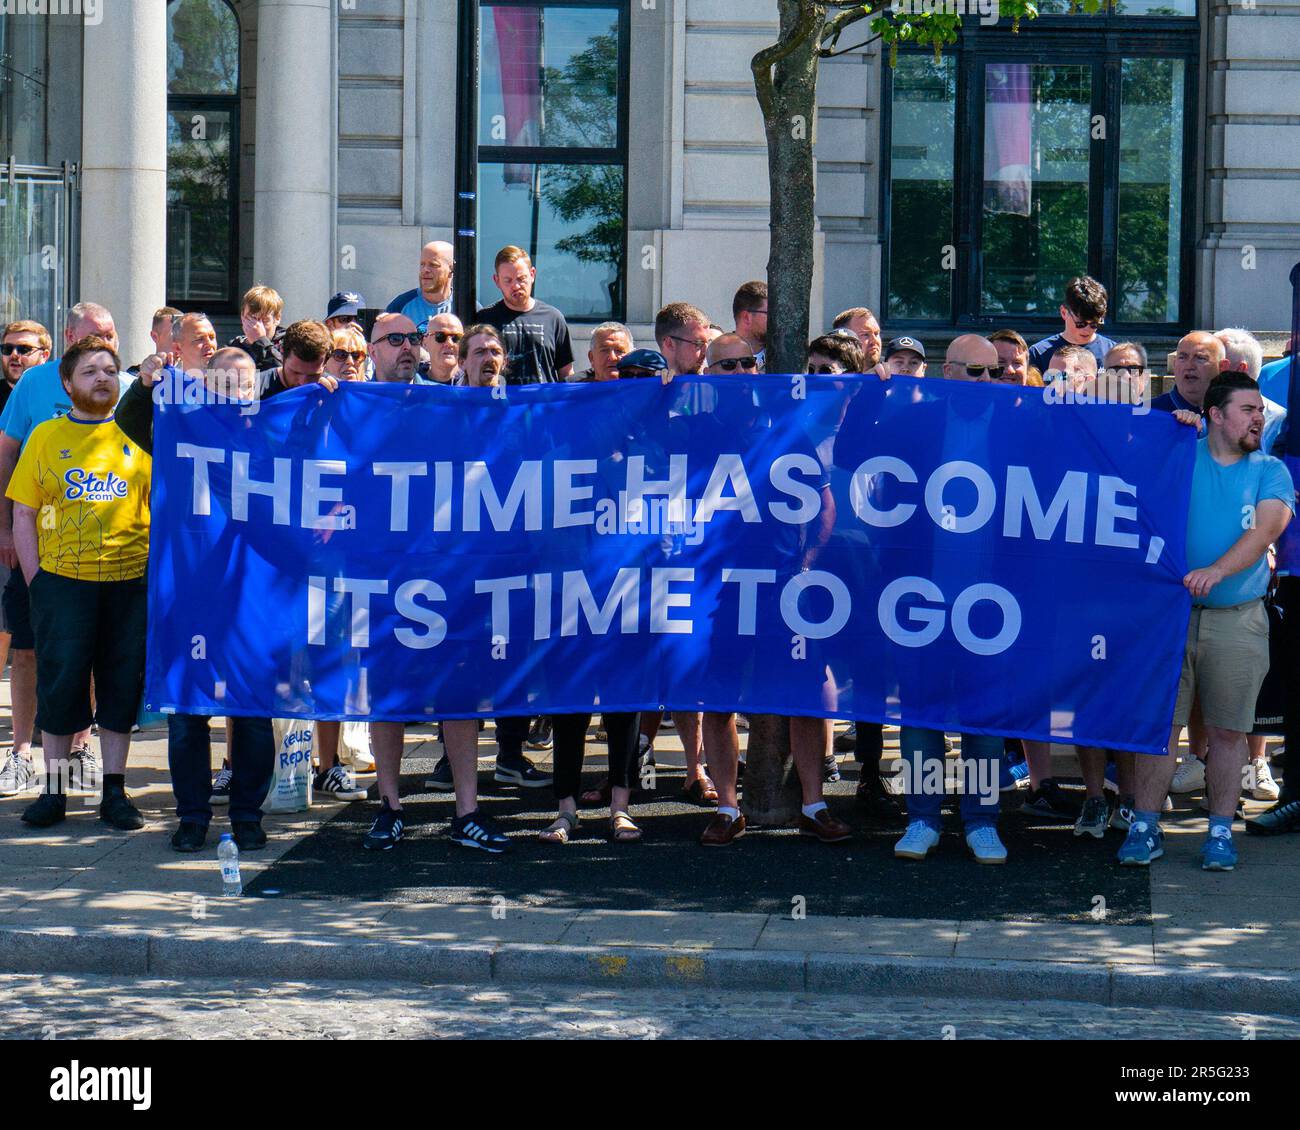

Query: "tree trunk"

xmin=761 ymin=0 xmax=821 ymax=378
xmin=740 ymin=713 xmax=802 ymax=827
xmin=743 ymin=2 xmax=822 ymax=818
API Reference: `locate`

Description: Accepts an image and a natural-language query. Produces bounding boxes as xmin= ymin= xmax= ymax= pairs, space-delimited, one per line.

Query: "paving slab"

xmin=954 ymin=919 xmax=1156 ymax=965
xmin=755 ymin=914 xmax=959 ymax=957
xmin=376 ymin=903 xmax=581 ymax=946
xmin=1154 ymin=924 xmax=1300 ymax=970
xmin=559 ymin=909 xmax=769 ymax=950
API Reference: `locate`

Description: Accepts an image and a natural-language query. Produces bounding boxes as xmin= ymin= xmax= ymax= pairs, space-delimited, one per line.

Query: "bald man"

xmin=369 ymin=313 xmax=422 ymax=384
xmin=1152 ymin=332 xmax=1226 ymax=414
xmin=942 ymin=334 xmax=1001 ymax=382
xmin=386 ymin=240 xmax=455 ymax=331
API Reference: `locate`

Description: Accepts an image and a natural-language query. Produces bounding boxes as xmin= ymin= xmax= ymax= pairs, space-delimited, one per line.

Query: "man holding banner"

xmin=1123 ymin=372 xmax=1294 ymax=872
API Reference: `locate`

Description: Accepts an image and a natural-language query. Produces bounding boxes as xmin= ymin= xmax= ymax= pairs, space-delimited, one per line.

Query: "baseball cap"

xmin=326 ymin=291 xmax=365 ymax=320
xmin=884 ymin=336 xmax=926 ymax=361
xmin=616 ymin=348 xmax=668 ymax=374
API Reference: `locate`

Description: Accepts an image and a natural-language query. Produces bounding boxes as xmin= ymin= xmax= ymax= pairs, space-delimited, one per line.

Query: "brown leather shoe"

xmin=799 ymin=808 xmax=852 ymax=843
xmin=700 ymin=811 xmax=746 ymax=846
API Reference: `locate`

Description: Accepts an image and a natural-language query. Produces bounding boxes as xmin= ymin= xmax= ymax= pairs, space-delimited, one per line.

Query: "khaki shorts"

xmin=1172 ymin=599 xmax=1271 ymax=733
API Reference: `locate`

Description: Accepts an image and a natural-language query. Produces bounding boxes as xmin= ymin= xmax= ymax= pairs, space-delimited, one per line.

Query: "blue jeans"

xmin=168 ymin=714 xmax=274 ymax=825
xmin=898 ymin=726 xmax=1002 ymax=832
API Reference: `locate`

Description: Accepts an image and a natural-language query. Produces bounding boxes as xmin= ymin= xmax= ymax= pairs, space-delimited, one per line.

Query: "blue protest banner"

xmin=145 ymin=375 xmax=1194 ymax=753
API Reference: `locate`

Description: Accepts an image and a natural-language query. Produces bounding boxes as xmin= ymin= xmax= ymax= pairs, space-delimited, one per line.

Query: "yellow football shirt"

xmin=6 ymin=413 xmax=152 ymax=581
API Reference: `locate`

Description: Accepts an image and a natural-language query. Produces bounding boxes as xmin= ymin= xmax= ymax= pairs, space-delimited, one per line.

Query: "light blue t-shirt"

xmin=1186 ymin=438 xmax=1295 ymax=608
xmin=384 ymin=288 xmax=453 ymax=333
xmin=0 ymin=359 xmax=134 ymax=449
xmin=1259 ymin=355 xmax=1294 ymax=408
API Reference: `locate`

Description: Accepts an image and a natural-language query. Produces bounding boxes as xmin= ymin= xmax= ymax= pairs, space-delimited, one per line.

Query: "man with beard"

xmin=368 ymin=313 xmax=423 ymax=383
xmin=1121 ymin=373 xmax=1294 ymax=872
xmin=831 ymin=307 xmax=883 ymax=368
xmin=6 ymin=336 xmax=151 ymax=832
xmin=386 ymin=240 xmax=455 ymax=331
xmin=475 ymin=246 xmax=573 ymax=384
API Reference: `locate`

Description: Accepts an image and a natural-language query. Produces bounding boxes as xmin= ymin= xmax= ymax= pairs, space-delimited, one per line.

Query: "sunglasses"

xmin=379 ymin=332 xmax=422 ymax=347
xmin=807 ymin=364 xmax=843 ymax=375
xmin=330 ymin=349 xmax=366 ymax=363
xmin=716 ymin=356 xmax=757 ymax=372
xmin=1068 ymin=314 xmax=1103 ymax=330
xmin=669 ymin=334 xmax=709 ymax=350
xmin=427 ymin=331 xmax=462 ymax=344
xmin=963 ymin=364 xmax=1004 ymax=379
xmin=1 ymin=343 xmax=40 ymax=356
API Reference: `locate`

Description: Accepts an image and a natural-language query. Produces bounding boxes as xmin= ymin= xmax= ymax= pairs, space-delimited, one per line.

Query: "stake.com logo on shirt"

xmin=62 ymin=468 xmax=129 ymax=502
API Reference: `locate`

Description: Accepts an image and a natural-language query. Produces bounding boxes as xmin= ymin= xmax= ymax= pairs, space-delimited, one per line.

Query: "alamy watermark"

xmin=890 ymin=0 xmax=1000 ymax=26
xmin=1 ymin=0 xmax=102 ymax=25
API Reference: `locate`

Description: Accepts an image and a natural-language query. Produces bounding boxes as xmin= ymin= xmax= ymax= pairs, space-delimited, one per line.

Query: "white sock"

xmin=802 ymin=801 xmax=827 ymax=818
xmin=718 ymin=805 xmax=739 ymax=820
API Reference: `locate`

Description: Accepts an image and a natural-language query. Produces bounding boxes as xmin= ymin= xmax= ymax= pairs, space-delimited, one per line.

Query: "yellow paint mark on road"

xmin=593 ymin=955 xmax=628 ymax=977
xmin=666 ymin=955 xmax=705 ymax=980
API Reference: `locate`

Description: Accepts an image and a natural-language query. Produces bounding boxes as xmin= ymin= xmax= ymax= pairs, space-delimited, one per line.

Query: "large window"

xmin=458 ymin=1 xmax=629 ymax=321
xmin=883 ymin=12 xmax=1197 ymax=333
xmin=166 ymin=0 xmax=240 ymax=310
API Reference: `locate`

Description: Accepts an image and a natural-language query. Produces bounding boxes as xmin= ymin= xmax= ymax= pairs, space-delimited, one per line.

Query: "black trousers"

xmin=853 ymin=721 xmax=884 ymax=778
xmin=495 ymin=715 xmax=532 ymax=761
xmin=552 ymin=712 xmax=641 ymax=803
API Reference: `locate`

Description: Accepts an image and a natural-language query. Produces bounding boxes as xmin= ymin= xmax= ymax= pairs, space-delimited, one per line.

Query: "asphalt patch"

xmin=247 ymin=757 xmax=1151 ymax=925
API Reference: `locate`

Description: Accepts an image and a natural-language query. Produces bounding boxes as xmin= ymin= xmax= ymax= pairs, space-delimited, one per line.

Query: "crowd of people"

xmin=0 ymin=240 xmax=1297 ymax=879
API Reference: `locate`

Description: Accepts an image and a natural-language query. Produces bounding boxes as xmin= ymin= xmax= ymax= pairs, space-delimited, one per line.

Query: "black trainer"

xmin=1021 ymin=778 xmax=1081 ymax=822
xmin=426 ymin=755 xmax=454 ymax=792
xmin=171 ymin=820 xmax=209 ymax=853
xmin=855 ymin=775 xmax=903 ymax=819
xmin=448 ymin=809 xmax=510 ymax=853
xmin=99 ymin=789 xmax=144 ymax=831
xmin=525 ymin=716 xmax=553 ymax=750
xmin=22 ymin=791 xmax=67 ymax=828
xmin=1246 ymin=797 xmax=1300 ymax=836
xmin=232 ymin=821 xmax=268 ymax=850
xmin=495 ymin=755 xmax=552 ymax=788
xmin=363 ymin=799 xmax=405 ymax=851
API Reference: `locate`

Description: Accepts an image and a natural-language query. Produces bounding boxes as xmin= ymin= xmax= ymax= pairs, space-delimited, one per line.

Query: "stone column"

xmin=80 ymin=0 xmax=167 ymax=367
xmin=254 ymin=0 xmax=335 ymax=322
xmin=1201 ymin=1 xmax=1300 ymax=335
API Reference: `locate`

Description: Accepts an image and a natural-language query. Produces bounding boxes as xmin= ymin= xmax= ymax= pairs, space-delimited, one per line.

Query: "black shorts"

xmin=2 ymin=565 xmax=34 ymax=650
xmin=28 ymin=570 xmax=148 ymax=735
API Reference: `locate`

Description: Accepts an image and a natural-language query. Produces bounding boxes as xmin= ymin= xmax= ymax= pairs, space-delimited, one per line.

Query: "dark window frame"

xmin=455 ymin=0 xmax=631 ymax=324
xmin=880 ymin=16 xmax=1199 ymax=338
xmin=165 ymin=0 xmax=241 ymax=315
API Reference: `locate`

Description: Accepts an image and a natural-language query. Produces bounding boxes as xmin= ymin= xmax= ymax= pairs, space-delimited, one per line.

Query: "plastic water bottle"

xmin=218 ymin=833 xmax=242 ymax=897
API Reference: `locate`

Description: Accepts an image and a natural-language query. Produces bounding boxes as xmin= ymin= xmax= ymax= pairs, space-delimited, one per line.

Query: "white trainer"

xmin=894 ymin=821 xmax=941 ymax=861
xmin=1252 ymin=758 xmax=1281 ymax=802
xmin=1170 ymin=757 xmax=1205 ymax=794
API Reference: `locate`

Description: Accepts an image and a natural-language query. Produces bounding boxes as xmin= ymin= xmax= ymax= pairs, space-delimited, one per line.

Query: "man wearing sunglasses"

xmin=0 ymin=322 xmax=51 ymax=416
xmin=420 ymin=313 xmax=465 ymax=384
xmin=1027 ymin=275 xmax=1117 ymax=375
xmin=367 ymin=313 xmax=424 ymax=384
xmin=942 ymin=334 xmax=1002 ymax=382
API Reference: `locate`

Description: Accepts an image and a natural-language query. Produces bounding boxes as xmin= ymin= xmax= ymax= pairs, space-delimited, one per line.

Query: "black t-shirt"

xmin=473 ymin=299 xmax=573 ymax=385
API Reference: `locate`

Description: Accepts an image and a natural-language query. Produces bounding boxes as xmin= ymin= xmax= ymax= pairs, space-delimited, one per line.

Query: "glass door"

xmin=0 ymin=166 xmax=71 ymax=335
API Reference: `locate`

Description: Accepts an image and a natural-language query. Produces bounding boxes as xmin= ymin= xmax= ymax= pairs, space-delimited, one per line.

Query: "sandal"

xmin=538 ymin=810 xmax=579 ymax=844
xmin=681 ymin=776 xmax=719 ymax=806
xmin=580 ymin=777 xmax=612 ymax=806
xmin=610 ymin=810 xmax=642 ymax=843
